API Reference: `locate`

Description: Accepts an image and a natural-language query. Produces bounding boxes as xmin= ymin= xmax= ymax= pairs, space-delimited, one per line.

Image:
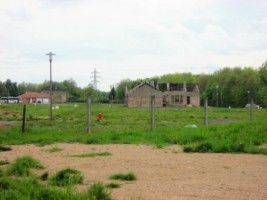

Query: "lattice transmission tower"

xmin=91 ymin=68 xmax=100 ymax=90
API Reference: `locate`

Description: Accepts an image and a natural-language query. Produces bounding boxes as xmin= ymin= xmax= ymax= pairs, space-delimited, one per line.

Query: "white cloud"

xmin=0 ymin=0 xmax=266 ymax=91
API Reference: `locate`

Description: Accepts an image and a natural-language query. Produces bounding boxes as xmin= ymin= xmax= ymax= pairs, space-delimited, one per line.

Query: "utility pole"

xmin=91 ymin=68 xmax=100 ymax=90
xmin=46 ymin=52 xmax=55 ymax=121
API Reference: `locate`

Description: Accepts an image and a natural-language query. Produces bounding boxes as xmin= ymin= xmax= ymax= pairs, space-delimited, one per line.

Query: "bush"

xmin=50 ymin=168 xmax=83 ymax=186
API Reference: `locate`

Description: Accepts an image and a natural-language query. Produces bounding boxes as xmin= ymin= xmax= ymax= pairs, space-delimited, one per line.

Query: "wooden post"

xmin=22 ymin=104 xmax=26 ymax=133
xmin=151 ymin=95 xmax=155 ymax=131
xmin=87 ymin=95 xmax=92 ymax=133
xmin=250 ymin=98 xmax=254 ymax=120
xmin=204 ymin=98 xmax=208 ymax=126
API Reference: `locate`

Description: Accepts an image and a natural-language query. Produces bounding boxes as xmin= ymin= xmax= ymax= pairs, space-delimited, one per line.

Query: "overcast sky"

xmin=1 ymin=0 xmax=267 ymax=91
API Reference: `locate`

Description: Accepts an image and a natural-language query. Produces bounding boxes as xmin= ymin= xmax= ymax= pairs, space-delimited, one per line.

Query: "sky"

xmin=0 ymin=0 xmax=267 ymax=91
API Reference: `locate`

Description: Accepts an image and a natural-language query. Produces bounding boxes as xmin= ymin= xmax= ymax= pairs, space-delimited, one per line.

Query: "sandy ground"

xmin=0 ymin=143 xmax=266 ymax=200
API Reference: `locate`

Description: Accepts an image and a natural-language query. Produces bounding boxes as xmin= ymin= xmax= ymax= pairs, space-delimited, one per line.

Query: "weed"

xmin=88 ymin=182 xmax=112 ymax=200
xmin=0 ymin=160 xmax=9 ymax=165
xmin=48 ymin=147 xmax=63 ymax=153
xmin=69 ymin=151 xmax=112 ymax=158
xmin=106 ymin=182 xmax=121 ymax=189
xmin=7 ymin=156 xmax=43 ymax=176
xmin=40 ymin=171 xmax=49 ymax=181
xmin=50 ymin=168 xmax=83 ymax=186
xmin=0 ymin=146 xmax=12 ymax=152
xmin=109 ymin=172 xmax=137 ymax=181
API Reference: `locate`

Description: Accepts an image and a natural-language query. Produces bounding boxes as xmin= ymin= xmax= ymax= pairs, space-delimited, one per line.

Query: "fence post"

xmin=151 ymin=95 xmax=155 ymax=131
xmin=22 ymin=104 xmax=26 ymax=133
xmin=204 ymin=98 xmax=208 ymax=126
xmin=250 ymin=98 xmax=254 ymax=120
xmin=87 ymin=95 xmax=92 ymax=133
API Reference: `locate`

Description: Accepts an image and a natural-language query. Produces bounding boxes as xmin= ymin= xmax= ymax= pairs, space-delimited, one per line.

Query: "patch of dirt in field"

xmin=0 ymin=121 xmax=18 ymax=127
xmin=1 ymin=143 xmax=267 ymax=200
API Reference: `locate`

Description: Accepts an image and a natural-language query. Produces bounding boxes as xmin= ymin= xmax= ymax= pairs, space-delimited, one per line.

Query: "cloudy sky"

xmin=1 ymin=0 xmax=267 ymax=91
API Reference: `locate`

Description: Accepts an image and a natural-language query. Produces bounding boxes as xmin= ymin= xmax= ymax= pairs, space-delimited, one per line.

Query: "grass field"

xmin=0 ymin=103 xmax=266 ymax=154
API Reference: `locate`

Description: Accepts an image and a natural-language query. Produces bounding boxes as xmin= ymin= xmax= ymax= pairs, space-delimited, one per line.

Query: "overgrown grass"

xmin=109 ymin=172 xmax=137 ymax=181
xmin=47 ymin=147 xmax=63 ymax=153
xmin=0 ymin=160 xmax=9 ymax=165
xmin=50 ymin=168 xmax=83 ymax=186
xmin=88 ymin=182 xmax=112 ymax=200
xmin=0 ymin=103 xmax=266 ymax=154
xmin=0 ymin=177 xmax=93 ymax=200
xmin=0 ymin=146 xmax=12 ymax=151
xmin=105 ymin=182 xmax=121 ymax=189
xmin=7 ymin=156 xmax=43 ymax=176
xmin=0 ymin=156 xmax=113 ymax=200
xmin=69 ymin=151 xmax=112 ymax=158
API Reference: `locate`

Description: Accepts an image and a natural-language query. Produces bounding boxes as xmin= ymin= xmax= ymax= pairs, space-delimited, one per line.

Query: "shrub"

xmin=88 ymin=182 xmax=112 ymax=200
xmin=50 ymin=168 xmax=83 ymax=186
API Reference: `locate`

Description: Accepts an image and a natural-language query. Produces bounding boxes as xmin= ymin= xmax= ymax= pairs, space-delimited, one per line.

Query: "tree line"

xmin=115 ymin=61 xmax=267 ymax=108
xmin=1 ymin=61 xmax=267 ymax=107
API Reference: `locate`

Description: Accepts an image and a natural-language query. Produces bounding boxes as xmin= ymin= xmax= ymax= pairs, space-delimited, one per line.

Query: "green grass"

xmin=105 ymin=182 xmax=121 ymax=189
xmin=0 ymin=103 xmax=266 ymax=154
xmin=7 ymin=156 xmax=43 ymax=176
xmin=109 ymin=172 xmax=137 ymax=181
xmin=50 ymin=168 xmax=83 ymax=186
xmin=0 ymin=160 xmax=9 ymax=166
xmin=47 ymin=147 xmax=63 ymax=153
xmin=0 ymin=146 xmax=12 ymax=151
xmin=69 ymin=151 xmax=112 ymax=158
xmin=88 ymin=182 xmax=112 ymax=200
xmin=0 ymin=177 xmax=95 ymax=200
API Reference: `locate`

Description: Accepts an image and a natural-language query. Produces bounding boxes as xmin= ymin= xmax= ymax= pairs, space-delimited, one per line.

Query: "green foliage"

xmin=50 ymin=168 xmax=83 ymax=186
xmin=105 ymin=182 xmax=121 ymax=189
xmin=87 ymin=182 xmax=112 ymax=200
xmin=109 ymin=173 xmax=137 ymax=181
xmin=0 ymin=146 xmax=12 ymax=152
xmin=48 ymin=147 xmax=63 ymax=153
xmin=40 ymin=171 xmax=49 ymax=181
xmin=0 ymin=160 xmax=9 ymax=165
xmin=69 ymin=151 xmax=112 ymax=158
xmin=0 ymin=177 xmax=90 ymax=200
xmin=7 ymin=156 xmax=43 ymax=176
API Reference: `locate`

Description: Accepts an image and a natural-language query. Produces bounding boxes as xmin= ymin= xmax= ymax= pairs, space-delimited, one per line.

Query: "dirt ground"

xmin=0 ymin=143 xmax=266 ymax=200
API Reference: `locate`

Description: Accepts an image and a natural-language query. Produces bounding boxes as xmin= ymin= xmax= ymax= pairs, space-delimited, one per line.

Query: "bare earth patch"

xmin=0 ymin=143 xmax=266 ymax=200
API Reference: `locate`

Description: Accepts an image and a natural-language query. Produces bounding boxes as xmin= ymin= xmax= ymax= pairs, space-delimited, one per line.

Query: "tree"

xmin=0 ymin=81 xmax=7 ymax=97
xmin=5 ymin=79 xmax=18 ymax=97
xmin=109 ymin=86 xmax=116 ymax=101
xmin=259 ymin=60 xmax=267 ymax=107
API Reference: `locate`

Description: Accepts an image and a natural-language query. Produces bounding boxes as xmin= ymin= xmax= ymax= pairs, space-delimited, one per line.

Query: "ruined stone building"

xmin=125 ymin=83 xmax=163 ymax=107
xmin=41 ymin=84 xmax=67 ymax=104
xmin=126 ymin=82 xmax=200 ymax=107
